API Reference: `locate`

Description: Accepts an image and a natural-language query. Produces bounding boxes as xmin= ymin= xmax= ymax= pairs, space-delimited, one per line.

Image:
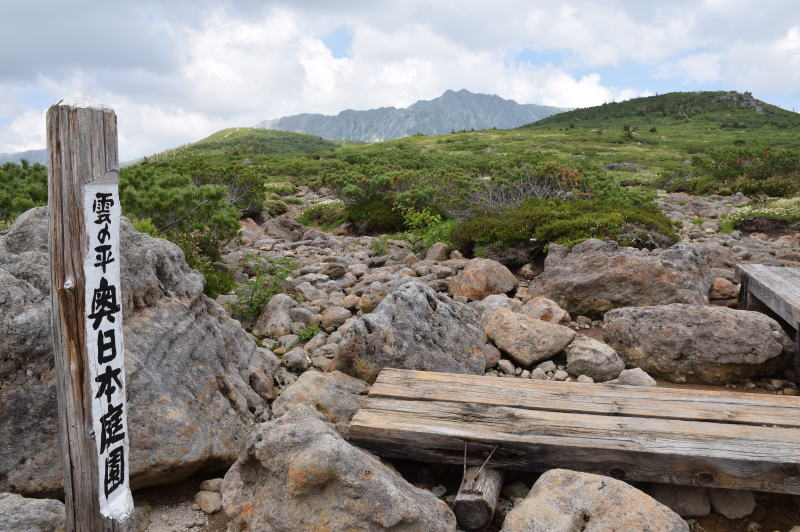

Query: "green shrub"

xmin=344 ymin=200 xmax=406 ymax=233
xmin=130 ymin=217 xmax=161 ymax=237
xmin=196 ymin=263 xmax=237 ymax=299
xmin=369 ymin=234 xmax=391 ymax=255
xmin=264 ymin=181 xmax=299 ymax=196
xmin=298 ymin=325 xmax=321 ymax=342
xmin=232 ymin=256 xmax=299 ymax=320
xmin=263 ymin=192 xmax=289 ymax=216
xmin=0 ymin=160 xmax=47 ymax=222
xmin=452 ymin=197 xmax=676 ymax=258
xmin=395 ymin=204 xmax=457 ymax=249
xmin=298 ymin=200 xmax=346 ymax=229
xmin=666 ymin=147 xmax=800 ymax=196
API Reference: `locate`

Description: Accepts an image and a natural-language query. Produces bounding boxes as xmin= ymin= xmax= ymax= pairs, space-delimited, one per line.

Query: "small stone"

xmin=502 ymin=480 xmax=530 ymax=500
xmin=320 ymin=306 xmax=351 ymax=330
xmin=576 ymin=315 xmax=592 ymax=325
xmin=617 ymin=368 xmax=657 ymax=386
xmin=431 ymin=485 xmax=447 ymax=498
xmin=577 ymin=375 xmax=594 ymax=383
xmin=536 ymin=360 xmax=556 ymax=372
xmin=483 ymin=344 xmax=501 ymax=369
xmin=498 ymin=359 xmax=516 ymax=375
xmin=649 ymin=485 xmax=710 ymax=517
xmin=565 ymin=335 xmax=624 ymax=382
xmin=277 ymin=334 xmax=300 ymax=350
xmin=425 ymin=242 xmax=449 ymax=262
xmin=195 ymin=491 xmax=222 ymax=514
xmin=553 ymin=370 xmax=568 ymax=381
xmin=282 ymin=347 xmax=311 ymax=372
xmin=708 ymin=488 xmax=756 ymax=519
xmin=529 ymin=368 xmax=547 ymax=380
xmin=342 ymin=294 xmax=361 ymax=310
xmin=199 ymin=478 xmax=223 ymax=492
xmin=520 ymin=370 xmax=530 ymax=379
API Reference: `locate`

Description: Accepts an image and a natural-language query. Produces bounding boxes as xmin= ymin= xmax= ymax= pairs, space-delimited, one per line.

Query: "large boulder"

xmin=530 ymin=239 xmax=713 ymax=317
xmin=261 ymin=217 xmax=305 ymax=242
xmin=501 ymin=469 xmax=688 ymax=532
xmin=0 ymin=208 xmax=278 ymax=496
xmin=221 ymin=405 xmax=456 ymax=531
xmin=449 ymin=258 xmax=518 ymax=301
xmin=0 ymin=492 xmax=65 ymax=531
xmin=271 ymin=370 xmax=369 ymax=435
xmin=334 ymin=281 xmax=486 ymax=382
xmin=484 ymin=308 xmax=575 ymax=367
xmin=603 ymin=304 xmax=792 ymax=384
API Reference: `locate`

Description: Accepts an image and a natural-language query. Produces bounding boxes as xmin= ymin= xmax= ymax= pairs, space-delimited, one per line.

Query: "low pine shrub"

xmin=232 ymin=256 xmax=299 ymax=319
xmin=452 ymin=197 xmax=676 ymax=262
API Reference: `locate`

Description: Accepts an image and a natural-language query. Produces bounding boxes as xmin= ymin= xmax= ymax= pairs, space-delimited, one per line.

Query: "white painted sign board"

xmin=83 ymin=174 xmax=133 ymax=520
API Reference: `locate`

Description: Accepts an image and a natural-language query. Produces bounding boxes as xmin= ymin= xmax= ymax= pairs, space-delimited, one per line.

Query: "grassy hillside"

xmin=4 ymin=91 xmax=800 ymax=294
xmin=151 ymin=127 xmax=339 ymax=159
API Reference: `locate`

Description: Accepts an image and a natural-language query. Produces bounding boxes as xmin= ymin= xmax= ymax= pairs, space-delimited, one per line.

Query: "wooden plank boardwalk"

xmin=737 ymin=264 xmax=800 ymax=374
xmin=349 ymin=369 xmax=800 ymax=494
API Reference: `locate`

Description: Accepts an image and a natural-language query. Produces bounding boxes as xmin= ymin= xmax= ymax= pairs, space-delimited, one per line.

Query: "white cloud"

xmin=0 ymin=109 xmax=46 ymax=154
xmin=0 ymin=1 xmax=799 ymax=159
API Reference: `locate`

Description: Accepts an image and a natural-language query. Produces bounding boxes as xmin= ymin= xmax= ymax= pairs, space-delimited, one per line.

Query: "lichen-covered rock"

xmin=449 ymin=258 xmax=518 ymax=301
xmin=501 ymin=469 xmax=688 ymax=532
xmin=565 ymin=335 xmax=624 ymax=382
xmin=530 ymin=239 xmax=713 ymax=318
xmin=252 ymin=293 xmax=296 ymax=337
xmin=520 ymin=296 xmax=570 ymax=323
xmin=271 ymin=370 xmax=369 ymax=435
xmin=0 ymin=492 xmax=65 ymax=531
xmin=221 ymin=405 xmax=456 ymax=531
xmin=0 ymin=208 xmax=278 ymax=496
xmin=425 ymin=242 xmax=449 ymax=262
xmin=484 ymin=308 xmax=575 ymax=367
xmin=603 ymin=304 xmax=792 ymax=384
xmin=334 ymin=281 xmax=486 ymax=382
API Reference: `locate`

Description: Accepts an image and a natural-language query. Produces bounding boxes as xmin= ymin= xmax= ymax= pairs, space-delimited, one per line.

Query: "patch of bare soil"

xmin=134 ymin=472 xmax=228 ymax=532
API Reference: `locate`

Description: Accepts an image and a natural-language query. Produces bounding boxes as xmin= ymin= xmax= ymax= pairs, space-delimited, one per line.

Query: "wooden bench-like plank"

xmin=369 ymin=369 xmax=800 ymax=428
xmin=349 ymin=369 xmax=800 ymax=494
xmin=737 ymin=264 xmax=800 ymax=327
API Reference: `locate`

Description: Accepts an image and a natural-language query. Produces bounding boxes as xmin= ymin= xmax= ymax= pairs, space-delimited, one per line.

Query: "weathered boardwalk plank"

xmin=737 ymin=264 xmax=800 ymax=327
xmin=348 ymin=369 xmax=800 ymax=494
xmin=736 ymin=263 xmax=800 ymax=375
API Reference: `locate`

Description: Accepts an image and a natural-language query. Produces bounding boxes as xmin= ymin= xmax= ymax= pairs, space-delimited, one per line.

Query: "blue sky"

xmin=1 ymin=1 xmax=799 ymax=159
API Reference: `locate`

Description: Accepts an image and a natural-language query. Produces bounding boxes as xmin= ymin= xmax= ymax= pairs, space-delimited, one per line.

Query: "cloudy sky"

xmin=2 ymin=0 xmax=799 ymax=160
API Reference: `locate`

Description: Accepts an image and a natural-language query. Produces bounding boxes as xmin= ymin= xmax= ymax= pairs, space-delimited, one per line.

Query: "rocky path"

xmin=2 ymin=187 xmax=799 ymax=531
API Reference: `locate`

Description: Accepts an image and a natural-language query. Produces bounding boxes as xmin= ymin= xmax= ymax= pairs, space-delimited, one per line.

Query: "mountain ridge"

xmin=257 ymin=89 xmax=565 ymax=142
xmin=0 ymin=149 xmax=47 ymax=166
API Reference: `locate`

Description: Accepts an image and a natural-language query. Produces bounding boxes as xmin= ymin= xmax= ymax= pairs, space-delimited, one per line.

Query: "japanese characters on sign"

xmin=83 ymin=182 xmax=133 ymax=519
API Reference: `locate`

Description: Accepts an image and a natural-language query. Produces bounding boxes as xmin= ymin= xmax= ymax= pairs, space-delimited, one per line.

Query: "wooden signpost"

xmin=48 ymin=97 xmax=133 ymax=531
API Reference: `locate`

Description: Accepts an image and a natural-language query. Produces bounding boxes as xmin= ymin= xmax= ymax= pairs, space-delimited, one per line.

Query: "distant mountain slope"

xmin=524 ymin=91 xmax=800 ymax=129
xmin=257 ymin=89 xmax=565 ymax=142
xmin=0 ymin=149 xmax=47 ymax=165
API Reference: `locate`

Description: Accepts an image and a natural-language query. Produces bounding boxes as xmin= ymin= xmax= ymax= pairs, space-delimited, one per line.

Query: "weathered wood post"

xmin=47 ymin=96 xmax=133 ymax=531
xmin=453 ymin=466 xmax=504 ymax=530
